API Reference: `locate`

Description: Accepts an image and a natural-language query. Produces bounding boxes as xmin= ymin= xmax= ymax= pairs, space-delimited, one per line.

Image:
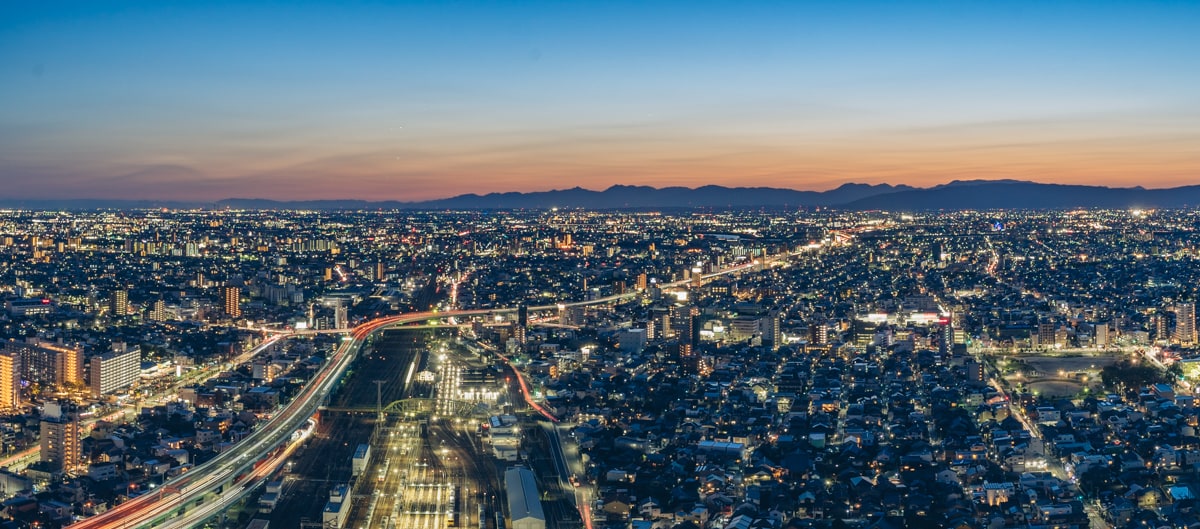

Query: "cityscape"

xmin=0 ymin=207 xmax=1198 ymax=529
xmin=4 ymin=1 xmax=1200 ymax=529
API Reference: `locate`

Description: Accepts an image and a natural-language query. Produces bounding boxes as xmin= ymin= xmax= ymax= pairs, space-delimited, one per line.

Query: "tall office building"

xmin=110 ymin=289 xmax=128 ymax=317
xmin=0 ymin=352 xmax=19 ymax=409
xmin=223 ymin=285 xmax=242 ymax=318
xmin=1175 ymin=302 xmax=1196 ymax=345
xmin=40 ymin=401 xmax=81 ymax=472
xmin=89 ymin=345 xmax=140 ymax=397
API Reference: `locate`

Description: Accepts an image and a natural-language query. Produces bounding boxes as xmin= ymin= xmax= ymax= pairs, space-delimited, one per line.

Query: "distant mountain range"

xmin=4 ymin=180 xmax=1200 ymax=210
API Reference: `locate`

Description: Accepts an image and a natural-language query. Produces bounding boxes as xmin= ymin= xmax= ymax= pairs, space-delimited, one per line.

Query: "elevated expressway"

xmin=72 ymin=253 xmax=786 ymax=528
xmin=70 ymin=311 xmax=491 ymax=529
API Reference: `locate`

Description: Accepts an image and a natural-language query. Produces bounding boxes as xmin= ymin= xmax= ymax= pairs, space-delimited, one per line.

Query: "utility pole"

xmin=375 ymin=380 xmax=385 ymax=419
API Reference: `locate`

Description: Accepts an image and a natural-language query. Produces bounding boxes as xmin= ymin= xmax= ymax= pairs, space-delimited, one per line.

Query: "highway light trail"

xmin=494 ymin=350 xmax=558 ymax=423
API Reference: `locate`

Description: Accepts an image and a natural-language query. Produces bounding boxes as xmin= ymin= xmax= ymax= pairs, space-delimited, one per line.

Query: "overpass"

xmin=245 ymin=251 xmax=785 ymax=336
xmin=319 ymin=397 xmax=475 ymax=417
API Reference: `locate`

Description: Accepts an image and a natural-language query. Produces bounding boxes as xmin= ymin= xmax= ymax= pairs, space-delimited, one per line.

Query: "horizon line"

xmin=0 ymin=178 xmax=1195 ymax=205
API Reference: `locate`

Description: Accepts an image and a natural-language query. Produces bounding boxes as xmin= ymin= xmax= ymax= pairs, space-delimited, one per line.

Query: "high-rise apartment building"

xmin=223 ymin=285 xmax=241 ymax=318
xmin=2 ymin=339 xmax=84 ymax=388
xmin=1153 ymin=311 xmax=1170 ymax=343
xmin=150 ymin=298 xmax=168 ymax=322
xmin=809 ymin=321 xmax=828 ymax=346
xmin=1036 ymin=321 xmax=1056 ymax=348
xmin=679 ymin=341 xmax=697 ymax=372
xmin=89 ymin=345 xmax=140 ymax=397
xmin=58 ymin=344 xmax=83 ymax=387
xmin=1175 ymin=302 xmax=1196 ymax=345
xmin=939 ymin=323 xmax=953 ymax=356
xmin=40 ymin=401 xmax=81 ymax=472
xmin=767 ymin=310 xmax=782 ymax=350
xmin=514 ymin=305 xmax=528 ymax=345
xmin=110 ymin=289 xmax=128 ymax=317
xmin=673 ymin=305 xmax=700 ymax=348
xmin=0 ymin=352 xmax=19 ymax=409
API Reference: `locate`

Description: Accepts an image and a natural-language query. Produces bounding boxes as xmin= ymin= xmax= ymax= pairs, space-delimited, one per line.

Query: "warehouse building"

xmin=504 ymin=467 xmax=545 ymax=529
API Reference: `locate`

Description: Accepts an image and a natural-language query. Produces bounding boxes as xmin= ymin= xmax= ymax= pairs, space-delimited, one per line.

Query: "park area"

xmin=999 ymin=352 xmax=1123 ymax=398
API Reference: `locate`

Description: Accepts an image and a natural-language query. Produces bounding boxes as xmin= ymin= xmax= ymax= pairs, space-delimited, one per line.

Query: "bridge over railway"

xmin=320 ymin=398 xmax=476 ymax=417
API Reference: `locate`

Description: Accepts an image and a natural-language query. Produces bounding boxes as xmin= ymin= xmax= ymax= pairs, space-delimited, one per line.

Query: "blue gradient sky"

xmin=2 ymin=1 xmax=1197 ymax=200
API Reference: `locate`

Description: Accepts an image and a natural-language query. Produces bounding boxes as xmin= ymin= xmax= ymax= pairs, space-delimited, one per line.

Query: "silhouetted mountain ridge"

xmin=413 ymin=183 xmax=915 ymax=209
xmin=4 ymin=180 xmax=1200 ymax=210
xmin=844 ymin=181 xmax=1200 ymax=210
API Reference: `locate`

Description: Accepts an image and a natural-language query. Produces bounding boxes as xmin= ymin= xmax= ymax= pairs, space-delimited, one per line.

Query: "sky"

xmin=1 ymin=0 xmax=1198 ymax=201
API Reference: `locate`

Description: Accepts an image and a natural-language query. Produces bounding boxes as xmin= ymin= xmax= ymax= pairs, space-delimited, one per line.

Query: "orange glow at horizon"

xmin=18 ymin=128 xmax=1194 ymax=202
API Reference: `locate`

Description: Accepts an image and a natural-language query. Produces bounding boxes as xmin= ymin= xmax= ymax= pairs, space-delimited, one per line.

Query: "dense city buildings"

xmin=3 ymin=207 xmax=1200 ymax=528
